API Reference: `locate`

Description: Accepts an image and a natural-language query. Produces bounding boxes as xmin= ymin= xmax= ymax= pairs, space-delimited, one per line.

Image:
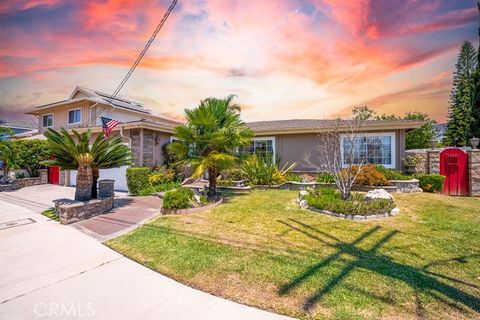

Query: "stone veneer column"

xmin=38 ymin=169 xmax=48 ymax=184
xmin=468 ymin=149 xmax=480 ymax=197
xmin=426 ymin=149 xmax=441 ymax=174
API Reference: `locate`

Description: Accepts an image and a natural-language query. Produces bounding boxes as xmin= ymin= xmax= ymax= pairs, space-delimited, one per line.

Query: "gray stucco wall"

xmin=256 ymin=129 xmax=406 ymax=171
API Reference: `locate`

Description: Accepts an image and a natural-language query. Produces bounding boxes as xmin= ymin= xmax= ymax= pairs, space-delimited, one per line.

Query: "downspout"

xmin=120 ymin=125 xmax=131 ymax=147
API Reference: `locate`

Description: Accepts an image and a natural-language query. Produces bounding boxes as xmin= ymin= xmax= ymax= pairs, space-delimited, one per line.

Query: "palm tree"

xmin=169 ymin=96 xmax=254 ymax=199
xmin=44 ymin=128 xmax=132 ymax=201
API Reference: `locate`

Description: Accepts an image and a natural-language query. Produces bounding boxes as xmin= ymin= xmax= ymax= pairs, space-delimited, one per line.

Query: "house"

xmin=27 ymin=86 xmax=182 ymax=190
xmin=27 ymin=87 xmax=423 ymax=190
xmin=246 ymin=119 xmax=423 ymax=172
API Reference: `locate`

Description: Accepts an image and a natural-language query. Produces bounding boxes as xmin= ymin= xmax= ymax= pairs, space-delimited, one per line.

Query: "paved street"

xmin=0 ymin=185 xmax=291 ymax=319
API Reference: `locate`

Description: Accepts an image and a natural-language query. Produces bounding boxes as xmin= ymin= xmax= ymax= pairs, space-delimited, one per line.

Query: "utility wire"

xmin=85 ymin=0 xmax=178 ymax=126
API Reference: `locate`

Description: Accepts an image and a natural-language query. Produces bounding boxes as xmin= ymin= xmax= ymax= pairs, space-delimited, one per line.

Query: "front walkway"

xmin=0 ymin=185 xmax=291 ymax=319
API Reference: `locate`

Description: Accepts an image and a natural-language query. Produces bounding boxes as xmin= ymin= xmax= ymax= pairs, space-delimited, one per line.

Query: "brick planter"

xmin=54 ymin=196 xmax=114 ymax=225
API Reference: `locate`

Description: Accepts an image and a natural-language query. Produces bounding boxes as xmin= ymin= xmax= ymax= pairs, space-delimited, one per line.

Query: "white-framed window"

xmin=243 ymin=137 xmax=275 ymax=160
xmin=42 ymin=114 xmax=54 ymax=128
xmin=340 ymin=132 xmax=395 ymax=168
xmin=68 ymin=108 xmax=82 ymax=124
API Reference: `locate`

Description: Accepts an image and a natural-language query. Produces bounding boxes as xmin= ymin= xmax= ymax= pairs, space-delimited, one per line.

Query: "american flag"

xmin=101 ymin=117 xmax=121 ymax=138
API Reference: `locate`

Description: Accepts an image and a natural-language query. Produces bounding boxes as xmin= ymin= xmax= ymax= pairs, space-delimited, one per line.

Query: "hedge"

xmin=126 ymin=167 xmax=150 ymax=195
xmin=162 ymin=187 xmax=195 ymax=209
xmin=415 ymin=174 xmax=446 ymax=193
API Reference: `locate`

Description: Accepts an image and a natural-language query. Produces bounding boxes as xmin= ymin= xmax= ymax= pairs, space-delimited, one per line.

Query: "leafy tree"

xmin=444 ymin=41 xmax=477 ymax=146
xmin=470 ymin=2 xmax=480 ymax=139
xmin=350 ymin=106 xmax=436 ymax=149
xmin=0 ymin=127 xmax=14 ymax=139
xmin=169 ymin=96 xmax=254 ymax=199
xmin=11 ymin=140 xmax=49 ymax=177
xmin=44 ymin=128 xmax=132 ymax=200
xmin=403 ymin=112 xmax=437 ymax=149
xmin=0 ymin=140 xmax=19 ymax=183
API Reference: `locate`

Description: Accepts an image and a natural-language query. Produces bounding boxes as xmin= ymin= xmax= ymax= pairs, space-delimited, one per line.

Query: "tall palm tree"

xmin=44 ymin=128 xmax=132 ymax=200
xmin=169 ymin=96 xmax=254 ymax=198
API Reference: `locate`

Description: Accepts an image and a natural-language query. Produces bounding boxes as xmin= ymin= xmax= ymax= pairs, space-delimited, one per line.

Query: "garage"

xmin=69 ymin=166 xmax=129 ymax=192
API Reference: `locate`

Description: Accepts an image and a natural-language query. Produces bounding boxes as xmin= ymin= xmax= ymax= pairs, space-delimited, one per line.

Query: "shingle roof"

xmin=246 ymin=119 xmax=423 ymax=133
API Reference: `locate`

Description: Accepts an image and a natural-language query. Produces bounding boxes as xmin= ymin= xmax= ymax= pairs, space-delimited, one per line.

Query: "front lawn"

xmin=106 ymin=190 xmax=480 ymax=319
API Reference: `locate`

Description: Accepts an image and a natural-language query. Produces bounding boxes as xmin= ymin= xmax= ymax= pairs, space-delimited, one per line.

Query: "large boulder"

xmin=364 ymin=189 xmax=393 ymax=201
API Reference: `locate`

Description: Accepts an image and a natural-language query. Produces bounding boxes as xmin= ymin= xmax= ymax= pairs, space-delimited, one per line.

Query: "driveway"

xmin=0 ymin=185 xmax=291 ymax=319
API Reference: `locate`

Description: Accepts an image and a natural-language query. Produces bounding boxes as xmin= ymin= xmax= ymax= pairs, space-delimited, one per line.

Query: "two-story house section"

xmin=28 ymin=86 xmax=183 ymax=190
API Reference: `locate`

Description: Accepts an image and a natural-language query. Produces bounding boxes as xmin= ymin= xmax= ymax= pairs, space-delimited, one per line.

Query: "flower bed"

xmin=300 ymin=188 xmax=398 ymax=220
xmin=160 ymin=187 xmax=223 ymax=214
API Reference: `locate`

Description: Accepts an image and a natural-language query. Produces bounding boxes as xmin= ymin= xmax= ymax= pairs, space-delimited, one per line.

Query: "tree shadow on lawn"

xmin=277 ymin=218 xmax=480 ymax=314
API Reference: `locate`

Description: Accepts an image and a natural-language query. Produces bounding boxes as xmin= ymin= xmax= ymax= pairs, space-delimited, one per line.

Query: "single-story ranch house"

xmin=26 ymin=87 xmax=423 ymax=191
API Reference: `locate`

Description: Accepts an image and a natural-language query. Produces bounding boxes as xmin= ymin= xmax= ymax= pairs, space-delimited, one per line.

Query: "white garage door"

xmin=69 ymin=166 xmax=129 ymax=191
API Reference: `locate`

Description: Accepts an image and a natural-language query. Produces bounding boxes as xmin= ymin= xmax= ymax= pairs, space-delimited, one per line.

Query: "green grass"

xmin=41 ymin=208 xmax=59 ymax=221
xmin=106 ymin=190 xmax=480 ymax=319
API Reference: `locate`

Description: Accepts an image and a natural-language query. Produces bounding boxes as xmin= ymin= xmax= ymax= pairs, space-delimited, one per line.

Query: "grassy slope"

xmin=107 ymin=190 xmax=480 ymax=320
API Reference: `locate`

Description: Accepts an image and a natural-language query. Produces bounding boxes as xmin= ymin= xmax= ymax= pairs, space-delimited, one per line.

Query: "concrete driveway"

xmin=0 ymin=185 xmax=291 ymax=319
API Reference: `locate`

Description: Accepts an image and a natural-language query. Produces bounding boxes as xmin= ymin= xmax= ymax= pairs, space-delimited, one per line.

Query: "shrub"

xmin=162 ymin=187 xmax=195 ymax=209
xmin=353 ymin=164 xmax=389 ymax=186
xmin=316 ymin=172 xmax=336 ymax=183
xmin=149 ymin=167 xmax=176 ymax=185
xmin=242 ymin=155 xmax=296 ymax=185
xmin=376 ymin=166 xmax=412 ymax=180
xmin=285 ymin=173 xmax=303 ymax=182
xmin=415 ymin=174 xmax=445 ymax=193
xmin=305 ymin=188 xmax=395 ymax=216
xmin=126 ymin=167 xmax=150 ymax=195
xmin=217 ymin=179 xmax=236 ymax=187
xmin=138 ymin=182 xmax=180 ymax=196
xmin=220 ymin=168 xmax=244 ymax=181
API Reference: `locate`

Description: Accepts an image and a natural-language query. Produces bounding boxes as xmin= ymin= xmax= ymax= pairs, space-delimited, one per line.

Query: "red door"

xmin=440 ymin=148 xmax=468 ymax=196
xmin=49 ymin=166 xmax=60 ymax=185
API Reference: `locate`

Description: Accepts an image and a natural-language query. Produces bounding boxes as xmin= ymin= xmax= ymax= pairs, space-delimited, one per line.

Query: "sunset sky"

xmin=0 ymin=0 xmax=477 ymax=123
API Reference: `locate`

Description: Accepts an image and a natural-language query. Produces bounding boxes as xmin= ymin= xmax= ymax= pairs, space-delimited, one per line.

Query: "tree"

xmin=304 ymin=117 xmax=368 ymax=200
xmin=11 ymin=140 xmax=49 ymax=177
xmin=0 ymin=127 xmax=14 ymax=139
xmin=444 ymin=41 xmax=477 ymax=146
xmin=44 ymin=128 xmax=132 ymax=201
xmin=403 ymin=112 xmax=437 ymax=149
xmin=0 ymin=140 xmax=19 ymax=183
xmin=470 ymin=2 xmax=480 ymax=139
xmin=350 ymin=106 xmax=437 ymax=149
xmin=169 ymin=96 xmax=254 ymax=199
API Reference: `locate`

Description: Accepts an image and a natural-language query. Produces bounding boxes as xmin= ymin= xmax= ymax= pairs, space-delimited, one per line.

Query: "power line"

xmin=85 ymin=0 xmax=178 ymax=126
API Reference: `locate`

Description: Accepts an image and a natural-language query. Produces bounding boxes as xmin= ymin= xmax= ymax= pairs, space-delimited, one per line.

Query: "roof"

xmin=247 ymin=119 xmax=424 ymax=135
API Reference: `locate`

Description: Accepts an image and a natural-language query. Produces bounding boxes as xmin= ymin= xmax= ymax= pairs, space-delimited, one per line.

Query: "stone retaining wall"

xmin=54 ymin=197 xmax=114 ymax=224
xmin=0 ymin=169 xmax=48 ymax=192
xmin=469 ymin=150 xmax=480 ymax=197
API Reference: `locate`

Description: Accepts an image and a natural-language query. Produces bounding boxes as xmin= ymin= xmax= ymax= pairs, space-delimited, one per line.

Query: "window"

xmin=42 ymin=114 xmax=53 ymax=128
xmin=68 ymin=109 xmax=82 ymax=124
xmin=341 ymin=133 xmax=395 ymax=168
xmin=243 ymin=137 xmax=275 ymax=160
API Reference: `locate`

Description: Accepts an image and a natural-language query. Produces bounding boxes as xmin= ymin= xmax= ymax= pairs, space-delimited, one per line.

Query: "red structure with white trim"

xmin=440 ymin=148 xmax=469 ymax=196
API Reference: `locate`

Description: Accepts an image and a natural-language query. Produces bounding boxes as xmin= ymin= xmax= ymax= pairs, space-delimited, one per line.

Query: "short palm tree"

xmin=169 ymin=96 xmax=254 ymax=198
xmin=44 ymin=128 xmax=132 ymax=201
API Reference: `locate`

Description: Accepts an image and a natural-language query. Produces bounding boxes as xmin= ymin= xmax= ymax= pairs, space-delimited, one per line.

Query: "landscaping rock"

xmin=390 ymin=208 xmax=400 ymax=216
xmin=364 ymin=189 xmax=393 ymax=201
xmin=298 ymin=190 xmax=309 ymax=202
xmin=299 ymin=200 xmax=309 ymax=209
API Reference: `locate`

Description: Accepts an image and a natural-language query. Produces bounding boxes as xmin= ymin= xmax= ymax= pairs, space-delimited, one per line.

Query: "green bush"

xmin=316 ymin=172 xmax=336 ymax=183
xmin=415 ymin=174 xmax=445 ymax=193
xmin=162 ymin=187 xmax=195 ymax=209
xmin=305 ymin=188 xmax=395 ymax=216
xmin=285 ymin=173 xmax=303 ymax=182
xmin=242 ymin=155 xmax=296 ymax=185
xmin=126 ymin=167 xmax=150 ymax=195
xmin=376 ymin=166 xmax=412 ymax=180
xmin=220 ymin=168 xmax=245 ymax=181
xmin=138 ymin=182 xmax=180 ymax=196
xmin=149 ymin=167 xmax=176 ymax=185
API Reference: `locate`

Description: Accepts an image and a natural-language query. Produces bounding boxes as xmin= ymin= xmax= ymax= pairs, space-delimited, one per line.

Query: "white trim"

xmin=67 ymin=108 xmax=82 ymax=125
xmin=169 ymin=136 xmax=179 ymax=143
xmin=42 ymin=113 xmax=54 ymax=128
xmin=252 ymin=136 xmax=276 ymax=160
xmin=340 ymin=132 xmax=396 ymax=169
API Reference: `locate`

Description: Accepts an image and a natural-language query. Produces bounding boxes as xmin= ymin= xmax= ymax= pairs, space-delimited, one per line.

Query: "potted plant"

xmin=403 ymin=155 xmax=422 ymax=175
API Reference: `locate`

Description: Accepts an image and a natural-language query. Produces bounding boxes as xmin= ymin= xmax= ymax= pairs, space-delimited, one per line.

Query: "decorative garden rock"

xmin=299 ymin=200 xmax=309 ymax=209
xmin=364 ymin=189 xmax=393 ymax=201
xmin=298 ymin=190 xmax=309 ymax=202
